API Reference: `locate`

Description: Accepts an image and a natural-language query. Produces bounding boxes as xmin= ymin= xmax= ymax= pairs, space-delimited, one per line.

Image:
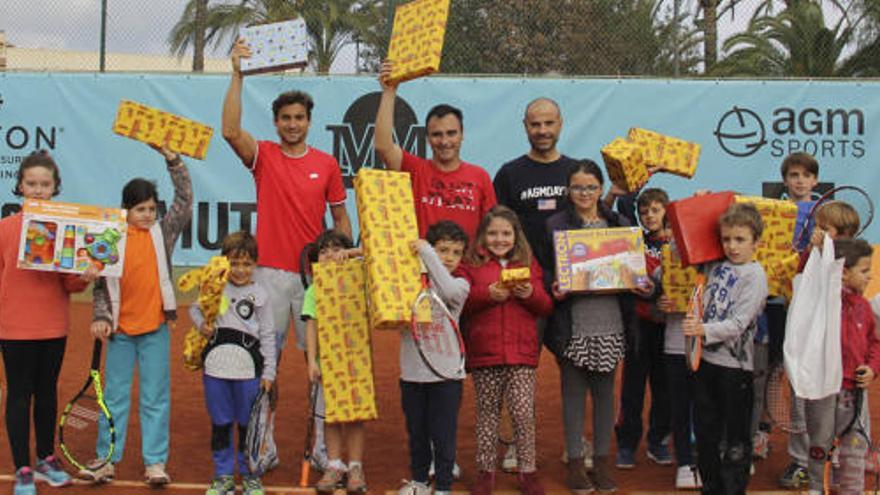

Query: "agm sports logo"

xmin=714 ymin=104 xmax=865 ymax=160
xmin=326 ymin=92 xmax=427 ymax=187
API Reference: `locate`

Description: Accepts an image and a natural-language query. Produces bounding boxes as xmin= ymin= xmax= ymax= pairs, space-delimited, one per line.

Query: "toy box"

xmin=601 ymin=138 xmax=650 ymax=192
xmin=353 ymin=168 xmax=421 ymax=329
xmin=112 ymin=100 xmax=213 ymax=160
xmin=313 ymin=259 xmax=377 ymax=423
xmin=18 ymin=199 xmax=127 ymax=277
xmin=386 ymin=0 xmax=451 ymax=83
xmin=627 ymin=127 xmax=701 ymax=178
xmin=240 ymin=18 xmax=309 ymax=75
xmin=666 ymin=191 xmax=736 ymax=267
xmin=554 ymin=227 xmax=648 ymax=293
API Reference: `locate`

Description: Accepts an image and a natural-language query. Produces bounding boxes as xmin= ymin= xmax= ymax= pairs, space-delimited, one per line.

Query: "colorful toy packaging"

xmin=554 ymin=227 xmax=648 ymax=293
xmin=239 ymin=18 xmax=309 ymax=75
xmin=353 ymin=168 xmax=421 ymax=330
xmin=313 ymin=259 xmax=378 ymax=423
xmin=386 ymin=0 xmax=451 ymax=83
xmin=112 ymin=100 xmax=213 ymax=160
xmin=17 ymin=199 xmax=127 ymax=277
xmin=177 ymin=256 xmax=231 ymax=371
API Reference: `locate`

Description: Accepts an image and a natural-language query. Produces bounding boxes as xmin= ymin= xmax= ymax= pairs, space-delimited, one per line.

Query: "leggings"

xmin=1 ymin=338 xmax=67 ymax=469
xmin=472 ymin=365 xmax=537 ymax=473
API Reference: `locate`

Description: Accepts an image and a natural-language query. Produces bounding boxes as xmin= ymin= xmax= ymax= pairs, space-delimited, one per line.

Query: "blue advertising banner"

xmin=0 ymin=73 xmax=877 ymax=265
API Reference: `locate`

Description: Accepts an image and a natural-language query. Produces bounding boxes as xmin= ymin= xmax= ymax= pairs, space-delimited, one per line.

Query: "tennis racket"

xmin=58 ymin=339 xmax=115 ymax=472
xmin=684 ymin=271 xmax=706 ymax=372
xmin=411 ymin=260 xmax=466 ymax=380
xmin=825 ymin=388 xmax=869 ymax=494
xmin=793 ymin=185 xmax=875 ymax=250
xmin=763 ymin=362 xmax=806 ymax=434
xmin=299 ymin=382 xmax=320 ymax=487
xmin=246 ymin=388 xmax=276 ymax=476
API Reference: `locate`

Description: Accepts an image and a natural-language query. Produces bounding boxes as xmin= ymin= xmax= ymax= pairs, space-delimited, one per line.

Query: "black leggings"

xmin=0 ymin=338 xmax=66 ymax=469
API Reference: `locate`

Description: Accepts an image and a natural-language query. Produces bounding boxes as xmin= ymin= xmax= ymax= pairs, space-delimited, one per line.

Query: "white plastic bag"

xmin=784 ymin=234 xmax=844 ymax=400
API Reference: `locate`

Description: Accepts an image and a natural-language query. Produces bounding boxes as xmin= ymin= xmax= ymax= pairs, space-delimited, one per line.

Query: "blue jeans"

xmin=203 ymin=375 xmax=260 ymax=476
xmin=97 ymin=325 xmax=170 ymax=466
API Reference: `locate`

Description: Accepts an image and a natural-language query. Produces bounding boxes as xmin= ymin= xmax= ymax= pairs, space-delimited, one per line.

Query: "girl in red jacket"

xmin=461 ymin=205 xmax=553 ymax=495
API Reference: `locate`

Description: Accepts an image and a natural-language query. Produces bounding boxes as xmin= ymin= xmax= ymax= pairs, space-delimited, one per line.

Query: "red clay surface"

xmin=1 ymin=302 xmax=878 ymax=494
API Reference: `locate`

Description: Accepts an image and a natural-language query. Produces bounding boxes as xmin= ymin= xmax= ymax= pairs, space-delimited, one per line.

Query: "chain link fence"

xmin=1 ymin=1 xmax=878 ymax=77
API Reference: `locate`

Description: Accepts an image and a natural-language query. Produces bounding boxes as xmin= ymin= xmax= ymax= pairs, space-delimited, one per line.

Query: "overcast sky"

xmin=0 ymin=0 xmax=846 ymax=72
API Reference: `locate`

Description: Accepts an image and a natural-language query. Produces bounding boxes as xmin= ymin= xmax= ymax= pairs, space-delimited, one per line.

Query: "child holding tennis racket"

xmin=304 ymin=230 xmax=368 ymax=493
xmin=683 ymin=203 xmax=768 ymax=494
xmin=799 ymin=239 xmax=880 ymax=494
xmin=397 ymin=221 xmax=469 ymax=495
xmin=461 ymin=205 xmax=552 ymax=495
xmin=82 ymin=145 xmax=192 ymax=486
xmin=190 ymin=231 xmax=276 ymax=495
xmin=0 ymin=150 xmax=99 ymax=495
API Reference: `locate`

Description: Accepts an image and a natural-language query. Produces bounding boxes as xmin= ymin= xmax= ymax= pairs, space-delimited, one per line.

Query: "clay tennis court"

xmin=1 ymin=301 xmax=877 ymax=494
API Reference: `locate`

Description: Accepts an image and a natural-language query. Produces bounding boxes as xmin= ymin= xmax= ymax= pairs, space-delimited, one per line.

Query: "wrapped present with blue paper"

xmin=240 ymin=18 xmax=309 ymax=75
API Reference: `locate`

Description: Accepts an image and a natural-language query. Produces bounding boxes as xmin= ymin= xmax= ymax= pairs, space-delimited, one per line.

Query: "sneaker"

xmin=501 ymin=443 xmax=518 ymax=473
xmin=310 ymin=448 xmax=329 ymax=473
xmin=675 ymin=465 xmax=702 ymax=490
xmin=397 ymin=479 xmax=431 ymax=495
xmin=77 ymin=459 xmax=115 ymax=483
xmin=205 ymin=475 xmax=235 ymax=495
xmin=428 ymin=461 xmax=462 ymax=480
xmin=615 ymin=448 xmax=635 ymax=469
xmin=346 ymin=463 xmax=367 ymax=493
xmin=34 ymin=455 xmax=72 ymax=487
xmin=518 ymin=470 xmax=546 ymax=495
xmin=752 ymin=430 xmax=770 ymax=459
xmin=646 ymin=443 xmax=673 ymax=466
xmin=778 ymin=462 xmax=809 ymax=488
xmin=144 ymin=463 xmax=171 ymax=486
xmin=14 ymin=467 xmax=36 ymax=495
xmin=242 ymin=475 xmax=265 ymax=495
xmin=561 ymin=437 xmax=594 ymax=469
xmin=315 ymin=466 xmax=345 ymax=493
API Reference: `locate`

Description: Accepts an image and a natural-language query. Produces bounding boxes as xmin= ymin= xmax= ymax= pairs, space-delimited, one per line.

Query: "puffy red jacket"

xmin=460 ymin=257 xmax=553 ymax=370
xmin=841 ymin=287 xmax=880 ymax=390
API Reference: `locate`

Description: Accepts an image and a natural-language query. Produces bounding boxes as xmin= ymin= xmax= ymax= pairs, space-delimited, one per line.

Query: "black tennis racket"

xmin=299 ymin=382 xmax=320 ymax=487
xmin=825 ymin=388 xmax=870 ymax=494
xmin=246 ymin=387 xmax=275 ymax=476
xmin=793 ymin=185 xmax=875 ymax=250
xmin=411 ymin=260 xmax=465 ymax=380
xmin=58 ymin=339 xmax=115 ymax=472
xmin=763 ymin=362 xmax=806 ymax=434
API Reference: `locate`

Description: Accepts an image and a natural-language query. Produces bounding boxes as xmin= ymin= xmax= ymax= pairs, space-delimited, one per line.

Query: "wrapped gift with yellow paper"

xmin=112 ymin=100 xmax=213 ymax=160
xmin=387 ymin=0 xmax=451 ymax=83
xmin=500 ymin=267 xmax=530 ymax=287
xmin=627 ymin=128 xmax=701 ymax=178
xmin=314 ymin=259 xmax=377 ymax=423
xmin=734 ymin=196 xmax=798 ymax=297
xmin=601 ymin=138 xmax=650 ymax=193
xmin=661 ymin=245 xmax=698 ymax=313
xmin=353 ymin=168 xmax=421 ymax=329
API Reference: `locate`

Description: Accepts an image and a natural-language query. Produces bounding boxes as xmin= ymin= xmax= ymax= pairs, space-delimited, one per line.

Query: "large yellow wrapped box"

xmin=734 ymin=196 xmax=798 ymax=298
xmin=661 ymin=245 xmax=698 ymax=313
xmin=627 ymin=128 xmax=701 ymax=178
xmin=354 ymin=168 xmax=421 ymax=329
xmin=387 ymin=0 xmax=450 ymax=83
xmin=314 ymin=259 xmax=377 ymax=424
xmin=601 ymin=138 xmax=650 ymax=193
xmin=112 ymin=100 xmax=213 ymax=160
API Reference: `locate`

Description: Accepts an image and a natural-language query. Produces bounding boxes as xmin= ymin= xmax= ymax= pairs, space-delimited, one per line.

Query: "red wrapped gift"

xmin=666 ymin=191 xmax=736 ymax=267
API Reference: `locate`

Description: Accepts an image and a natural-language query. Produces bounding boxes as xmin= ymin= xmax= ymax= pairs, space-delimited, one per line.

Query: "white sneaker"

xmin=397 ymin=479 xmax=431 ymax=495
xmin=427 ymin=461 xmax=461 ymax=480
xmin=675 ymin=465 xmax=702 ymax=490
xmin=77 ymin=460 xmax=115 ymax=484
xmin=144 ymin=463 xmax=170 ymax=486
xmin=501 ymin=443 xmax=518 ymax=473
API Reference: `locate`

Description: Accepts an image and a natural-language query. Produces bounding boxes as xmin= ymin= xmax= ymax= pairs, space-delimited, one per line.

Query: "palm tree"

xmin=168 ymin=0 xmax=381 ymax=73
xmin=711 ymin=0 xmax=880 ymax=76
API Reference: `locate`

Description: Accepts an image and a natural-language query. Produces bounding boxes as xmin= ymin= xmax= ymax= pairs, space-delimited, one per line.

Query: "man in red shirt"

xmin=374 ymin=62 xmax=496 ymax=240
xmin=222 ymin=38 xmax=351 ymax=471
